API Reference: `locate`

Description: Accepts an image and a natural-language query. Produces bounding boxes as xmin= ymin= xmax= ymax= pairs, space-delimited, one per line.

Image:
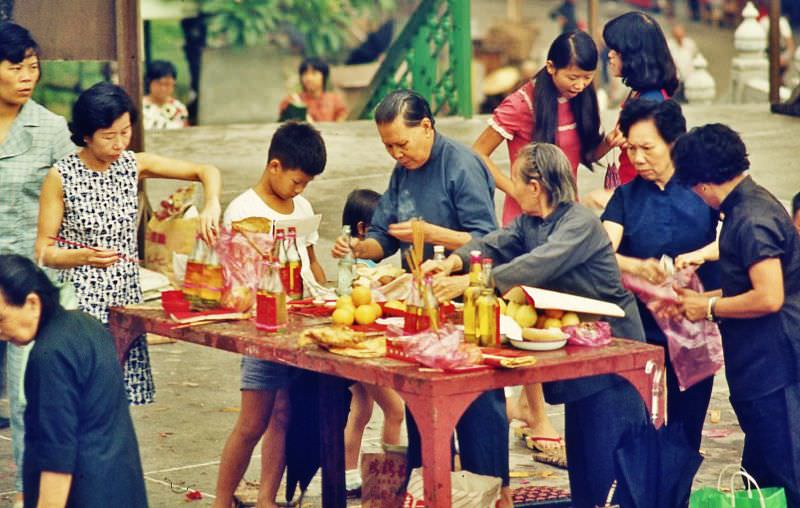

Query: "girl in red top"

xmin=602 ymin=12 xmax=679 ymax=187
xmin=474 ymin=31 xmax=613 ymax=226
xmin=279 ymin=57 xmax=348 ymax=122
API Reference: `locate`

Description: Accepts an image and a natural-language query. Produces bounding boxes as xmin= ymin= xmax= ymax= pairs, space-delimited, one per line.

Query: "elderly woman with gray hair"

xmin=426 ymin=142 xmax=647 ymax=506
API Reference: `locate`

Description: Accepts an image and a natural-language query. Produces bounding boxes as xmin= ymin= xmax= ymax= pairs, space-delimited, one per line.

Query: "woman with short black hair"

xmin=143 ymin=59 xmax=188 ymax=129
xmin=35 ymin=82 xmax=222 ymax=405
xmin=676 ymin=124 xmax=800 ymax=506
xmin=0 ymin=254 xmax=147 ymax=508
xmin=601 ymin=100 xmax=720 ymax=503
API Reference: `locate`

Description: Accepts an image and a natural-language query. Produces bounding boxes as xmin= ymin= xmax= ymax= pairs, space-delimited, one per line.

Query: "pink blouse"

xmin=490 ymin=81 xmax=582 ymax=226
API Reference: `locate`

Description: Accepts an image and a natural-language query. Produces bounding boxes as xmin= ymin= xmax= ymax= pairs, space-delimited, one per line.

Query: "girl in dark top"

xmin=0 ymin=254 xmax=146 ymax=508
xmin=586 ymin=11 xmax=679 ymax=208
xmin=676 ymin=124 xmax=800 ymax=506
xmin=601 ymin=100 xmax=719 ymax=506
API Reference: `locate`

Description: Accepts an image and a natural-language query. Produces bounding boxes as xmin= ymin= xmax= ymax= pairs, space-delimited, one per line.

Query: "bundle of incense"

xmin=49 ymin=236 xmax=140 ymax=264
xmin=411 ymin=218 xmax=424 ymax=268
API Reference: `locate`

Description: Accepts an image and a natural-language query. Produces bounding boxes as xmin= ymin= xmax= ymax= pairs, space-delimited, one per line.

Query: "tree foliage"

xmin=198 ymin=0 xmax=395 ymax=57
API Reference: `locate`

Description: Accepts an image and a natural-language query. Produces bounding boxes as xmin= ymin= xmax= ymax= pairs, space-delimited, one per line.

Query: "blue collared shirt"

xmin=601 ymin=175 xmax=720 ymax=344
xmin=368 ymin=132 xmax=497 ymax=264
xmin=0 ymin=100 xmax=74 ymax=257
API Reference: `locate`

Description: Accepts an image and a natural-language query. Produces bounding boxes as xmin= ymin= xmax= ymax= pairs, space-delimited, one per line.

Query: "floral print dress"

xmin=56 ymin=150 xmax=154 ymax=404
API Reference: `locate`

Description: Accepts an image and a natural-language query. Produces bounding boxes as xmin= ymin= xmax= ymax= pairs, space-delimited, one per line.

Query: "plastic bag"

xmin=622 ymin=267 xmax=724 ymax=391
xmin=214 ymin=227 xmax=273 ymax=313
xmin=690 ymin=465 xmax=787 ymax=507
xmin=563 ymin=321 xmax=612 ymax=347
xmin=603 ymin=147 xmax=622 ymax=190
xmin=404 ymin=468 xmax=501 ymax=508
xmin=402 ymin=325 xmax=479 ymax=370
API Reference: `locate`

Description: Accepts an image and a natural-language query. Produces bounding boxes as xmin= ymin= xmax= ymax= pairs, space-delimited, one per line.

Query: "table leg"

xmin=401 ymin=391 xmax=481 ymax=508
xmin=618 ymin=357 xmax=666 ymax=428
xmin=319 ymin=375 xmax=350 ymax=508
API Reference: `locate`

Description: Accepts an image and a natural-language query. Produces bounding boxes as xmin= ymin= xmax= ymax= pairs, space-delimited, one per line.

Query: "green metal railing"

xmin=355 ymin=0 xmax=472 ymax=119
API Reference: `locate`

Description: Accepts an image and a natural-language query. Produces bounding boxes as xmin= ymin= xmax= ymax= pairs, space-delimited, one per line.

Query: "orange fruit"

xmin=332 ymin=307 xmax=355 ymax=326
xmin=354 ymin=304 xmax=378 ymax=325
xmin=351 ymin=286 xmax=372 ymax=307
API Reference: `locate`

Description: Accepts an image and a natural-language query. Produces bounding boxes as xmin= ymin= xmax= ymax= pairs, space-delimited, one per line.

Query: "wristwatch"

xmin=706 ymin=296 xmax=720 ymax=322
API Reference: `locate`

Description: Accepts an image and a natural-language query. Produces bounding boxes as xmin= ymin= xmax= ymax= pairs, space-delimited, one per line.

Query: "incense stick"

xmin=49 ymin=236 xmax=140 ymax=264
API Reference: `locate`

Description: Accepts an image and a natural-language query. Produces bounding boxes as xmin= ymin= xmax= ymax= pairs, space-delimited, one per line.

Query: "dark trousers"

xmin=406 ymin=389 xmax=509 ymax=485
xmin=564 ymin=381 xmax=648 ymax=507
xmin=664 ymin=351 xmax=714 ymax=452
xmin=731 ymin=382 xmax=800 ymax=506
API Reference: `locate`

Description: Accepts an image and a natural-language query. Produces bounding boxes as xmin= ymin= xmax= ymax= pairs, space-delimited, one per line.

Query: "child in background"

xmin=212 ymin=122 xmax=327 ymax=508
xmin=340 ymin=189 xmax=406 ymax=496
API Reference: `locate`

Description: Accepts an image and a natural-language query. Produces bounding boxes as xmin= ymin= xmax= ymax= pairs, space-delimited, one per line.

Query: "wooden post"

xmin=115 ymin=0 xmax=144 ymax=152
xmin=768 ymin=0 xmax=781 ymax=103
xmin=589 ymin=0 xmax=600 ymax=43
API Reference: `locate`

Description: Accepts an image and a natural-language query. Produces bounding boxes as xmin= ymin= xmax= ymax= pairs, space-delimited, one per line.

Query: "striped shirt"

xmin=0 ymin=100 xmax=74 ymax=257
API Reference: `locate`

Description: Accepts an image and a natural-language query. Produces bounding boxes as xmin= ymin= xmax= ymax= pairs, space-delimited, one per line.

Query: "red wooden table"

xmin=109 ymin=307 xmax=665 ymax=508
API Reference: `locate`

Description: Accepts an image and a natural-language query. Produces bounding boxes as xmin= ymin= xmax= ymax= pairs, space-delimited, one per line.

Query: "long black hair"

xmin=603 ymin=12 xmax=679 ymax=96
xmin=532 ymin=30 xmax=602 ymax=166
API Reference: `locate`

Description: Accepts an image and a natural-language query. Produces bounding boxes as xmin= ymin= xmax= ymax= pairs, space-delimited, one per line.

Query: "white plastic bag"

xmin=404 ymin=468 xmax=501 ymax=507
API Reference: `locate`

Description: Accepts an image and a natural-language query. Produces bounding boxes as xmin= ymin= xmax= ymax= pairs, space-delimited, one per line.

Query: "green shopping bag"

xmin=690 ymin=466 xmax=787 ymax=508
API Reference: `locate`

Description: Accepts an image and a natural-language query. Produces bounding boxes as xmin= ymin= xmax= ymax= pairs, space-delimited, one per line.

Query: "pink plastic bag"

xmin=563 ymin=321 xmax=612 ymax=347
xmin=622 ymin=268 xmax=724 ymax=391
xmin=214 ymin=228 xmax=273 ymax=312
xmin=397 ymin=325 xmax=479 ymax=370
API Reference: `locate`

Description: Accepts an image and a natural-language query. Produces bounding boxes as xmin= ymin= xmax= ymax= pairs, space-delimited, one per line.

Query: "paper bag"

xmin=144 ymin=211 xmax=198 ymax=284
xmin=361 ymin=452 xmax=407 ymax=508
xmin=404 ymin=468 xmax=501 ymax=508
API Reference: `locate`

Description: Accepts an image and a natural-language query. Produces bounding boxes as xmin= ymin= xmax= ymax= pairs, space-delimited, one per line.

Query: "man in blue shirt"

xmin=331 ymin=90 xmax=511 ymax=506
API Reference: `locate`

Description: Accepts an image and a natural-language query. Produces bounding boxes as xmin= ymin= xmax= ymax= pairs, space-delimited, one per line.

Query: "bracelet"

xmin=706 ymin=296 xmax=720 ymax=322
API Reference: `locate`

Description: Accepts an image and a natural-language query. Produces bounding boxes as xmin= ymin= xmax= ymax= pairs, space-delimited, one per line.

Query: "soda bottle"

xmin=256 ymin=261 xmax=287 ymax=331
xmin=423 ymin=274 xmax=440 ymax=331
xmin=337 ymin=225 xmax=354 ymax=296
xmin=273 ymin=229 xmax=290 ymax=290
xmin=183 ymin=235 xmax=208 ymax=305
xmin=462 ymin=250 xmax=483 ymax=344
xmin=477 ymin=258 xmax=499 ymax=347
xmin=200 ymin=247 xmax=223 ymax=308
xmin=286 ymin=227 xmax=303 ymax=300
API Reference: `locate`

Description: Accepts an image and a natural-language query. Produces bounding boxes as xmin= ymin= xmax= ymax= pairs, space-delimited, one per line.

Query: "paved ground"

xmin=2 ymin=1 xmax=799 ymax=506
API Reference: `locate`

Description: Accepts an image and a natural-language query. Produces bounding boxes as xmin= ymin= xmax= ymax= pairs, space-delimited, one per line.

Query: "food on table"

xmin=231 ymin=216 xmax=272 ymax=234
xmin=332 ymin=307 xmax=355 ymax=326
xmin=384 ymin=300 xmax=406 ymax=312
xmin=543 ymin=318 xmax=563 ymax=329
xmin=351 ymin=285 xmax=372 ymax=307
xmin=504 ymin=286 xmax=528 ymax=305
xmin=299 ymin=326 xmax=369 ymax=348
xmin=336 ymin=295 xmax=354 ymax=310
xmin=521 ymin=327 xmax=568 ymax=342
xmin=498 ymin=298 xmax=507 ymax=314
xmin=328 ymin=337 xmax=386 ymax=358
xmin=535 ymin=315 xmax=549 ymax=329
xmin=513 ymin=304 xmax=538 ymax=328
xmin=561 ymin=311 xmax=580 ymax=326
xmin=354 ymin=304 xmax=378 ymax=325
xmin=544 ymin=308 xmax=565 ymax=319
xmin=370 ymin=302 xmax=383 ymax=318
xmin=505 ymin=300 xmax=521 ymax=318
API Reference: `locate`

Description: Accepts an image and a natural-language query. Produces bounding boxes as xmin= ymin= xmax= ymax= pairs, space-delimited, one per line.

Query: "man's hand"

xmin=432 ymin=274 xmax=470 ymax=302
xmin=637 ymin=258 xmax=667 ymax=284
xmin=387 ymin=220 xmax=426 ymax=243
xmin=676 ymin=287 xmax=708 ymax=322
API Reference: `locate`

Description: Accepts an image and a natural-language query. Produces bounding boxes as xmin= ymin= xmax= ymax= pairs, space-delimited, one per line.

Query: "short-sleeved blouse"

xmin=278 ymin=91 xmax=348 ymax=122
xmin=490 ymin=81 xmax=583 ymax=225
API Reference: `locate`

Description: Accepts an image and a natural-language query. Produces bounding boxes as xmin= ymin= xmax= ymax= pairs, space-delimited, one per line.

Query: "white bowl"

xmin=507 ymin=337 xmax=567 ymax=351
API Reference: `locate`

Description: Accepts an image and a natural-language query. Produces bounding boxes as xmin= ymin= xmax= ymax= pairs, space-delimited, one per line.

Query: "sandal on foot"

xmin=525 ymin=435 xmax=564 ymax=453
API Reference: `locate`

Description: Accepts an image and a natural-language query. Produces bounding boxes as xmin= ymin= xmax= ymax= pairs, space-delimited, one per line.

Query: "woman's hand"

xmin=676 ymin=287 xmax=708 ymax=322
xmin=387 ymin=220 xmax=426 ymax=243
xmin=80 ymin=248 xmax=119 ymax=268
xmin=605 ymin=125 xmax=626 ymax=149
xmin=198 ymin=198 xmax=221 ymax=245
xmin=421 ymin=258 xmax=455 ymax=278
xmin=432 ymin=274 xmax=470 ymax=302
xmin=675 ymin=250 xmax=705 ymax=270
xmin=331 ymin=235 xmax=357 ymax=259
xmin=637 ymin=258 xmax=667 ymax=284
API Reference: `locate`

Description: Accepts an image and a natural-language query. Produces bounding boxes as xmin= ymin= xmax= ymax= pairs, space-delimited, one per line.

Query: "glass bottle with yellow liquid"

xmin=182 ymin=235 xmax=208 ymax=306
xmin=199 ymin=247 xmax=224 ymax=308
xmin=462 ymin=250 xmax=483 ymax=344
xmin=477 ymin=258 xmax=499 ymax=347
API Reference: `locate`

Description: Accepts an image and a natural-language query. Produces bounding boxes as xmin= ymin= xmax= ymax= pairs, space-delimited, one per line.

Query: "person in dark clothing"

xmin=0 ymin=254 xmax=146 ymax=508
xmin=549 ymin=0 xmax=578 ymax=34
xmin=675 ymin=124 xmax=800 ymax=506
xmin=601 ymin=99 xmax=719 ymax=462
xmin=426 ymin=143 xmax=647 ymax=507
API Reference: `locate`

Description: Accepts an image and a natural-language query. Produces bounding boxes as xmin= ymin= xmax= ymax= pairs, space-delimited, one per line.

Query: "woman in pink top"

xmin=279 ymin=57 xmax=348 ymax=122
xmin=474 ymin=31 xmax=615 ymax=226
xmin=473 ymin=31 xmax=614 ymax=451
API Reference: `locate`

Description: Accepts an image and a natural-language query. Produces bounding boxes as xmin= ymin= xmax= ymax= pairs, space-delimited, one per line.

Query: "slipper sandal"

xmin=525 ymin=436 xmax=564 ymax=453
xmin=532 ymin=450 xmax=568 ymax=470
